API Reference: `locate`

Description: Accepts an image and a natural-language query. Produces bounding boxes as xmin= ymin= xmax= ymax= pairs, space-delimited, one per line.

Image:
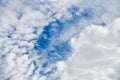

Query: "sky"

xmin=0 ymin=0 xmax=120 ymax=80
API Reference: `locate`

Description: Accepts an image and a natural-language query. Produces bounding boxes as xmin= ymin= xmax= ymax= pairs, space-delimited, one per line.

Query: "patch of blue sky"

xmin=42 ymin=62 xmax=49 ymax=68
xmin=35 ymin=6 xmax=92 ymax=63
xmin=39 ymin=66 xmax=57 ymax=76
xmin=36 ymin=20 xmax=64 ymax=49
xmin=68 ymin=6 xmax=94 ymax=19
xmin=80 ymin=8 xmax=93 ymax=18
xmin=47 ymin=41 xmax=71 ymax=62
xmin=29 ymin=61 xmax=38 ymax=77
xmin=34 ymin=5 xmax=100 ymax=78
xmin=36 ymin=26 xmax=71 ymax=61
xmin=34 ymin=20 xmax=72 ymax=79
xmin=58 ymin=7 xmax=93 ymax=28
xmin=100 ymin=22 xmax=106 ymax=26
xmin=67 ymin=6 xmax=107 ymax=29
xmin=94 ymin=22 xmax=106 ymax=26
xmin=68 ymin=6 xmax=79 ymax=17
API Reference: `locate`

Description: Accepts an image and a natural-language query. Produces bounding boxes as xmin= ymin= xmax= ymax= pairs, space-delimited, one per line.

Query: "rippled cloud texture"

xmin=0 ymin=0 xmax=120 ymax=80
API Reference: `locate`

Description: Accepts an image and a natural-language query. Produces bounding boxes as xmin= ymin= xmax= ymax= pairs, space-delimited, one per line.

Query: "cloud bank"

xmin=62 ymin=18 xmax=120 ymax=80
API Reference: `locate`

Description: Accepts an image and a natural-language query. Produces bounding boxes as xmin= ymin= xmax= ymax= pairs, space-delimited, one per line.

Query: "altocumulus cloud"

xmin=0 ymin=0 xmax=120 ymax=80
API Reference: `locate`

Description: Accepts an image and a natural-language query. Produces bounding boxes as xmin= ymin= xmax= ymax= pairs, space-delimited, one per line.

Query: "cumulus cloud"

xmin=62 ymin=18 xmax=120 ymax=80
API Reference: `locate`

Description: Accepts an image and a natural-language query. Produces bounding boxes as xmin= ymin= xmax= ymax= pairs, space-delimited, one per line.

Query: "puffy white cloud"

xmin=62 ymin=18 xmax=120 ymax=80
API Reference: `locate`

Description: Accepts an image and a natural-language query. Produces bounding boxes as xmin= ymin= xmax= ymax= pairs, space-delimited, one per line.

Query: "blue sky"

xmin=0 ymin=0 xmax=120 ymax=80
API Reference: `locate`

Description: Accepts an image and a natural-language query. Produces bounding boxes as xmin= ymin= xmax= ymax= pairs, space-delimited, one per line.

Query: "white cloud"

xmin=1 ymin=0 xmax=120 ymax=80
xmin=62 ymin=18 xmax=120 ymax=80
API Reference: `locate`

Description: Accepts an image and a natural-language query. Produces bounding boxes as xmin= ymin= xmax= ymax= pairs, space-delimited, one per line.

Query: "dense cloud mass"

xmin=63 ymin=18 xmax=120 ymax=80
xmin=0 ymin=0 xmax=120 ymax=80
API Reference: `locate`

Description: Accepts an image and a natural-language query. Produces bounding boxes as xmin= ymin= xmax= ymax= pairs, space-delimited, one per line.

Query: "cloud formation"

xmin=0 ymin=0 xmax=120 ymax=80
xmin=63 ymin=18 xmax=120 ymax=80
